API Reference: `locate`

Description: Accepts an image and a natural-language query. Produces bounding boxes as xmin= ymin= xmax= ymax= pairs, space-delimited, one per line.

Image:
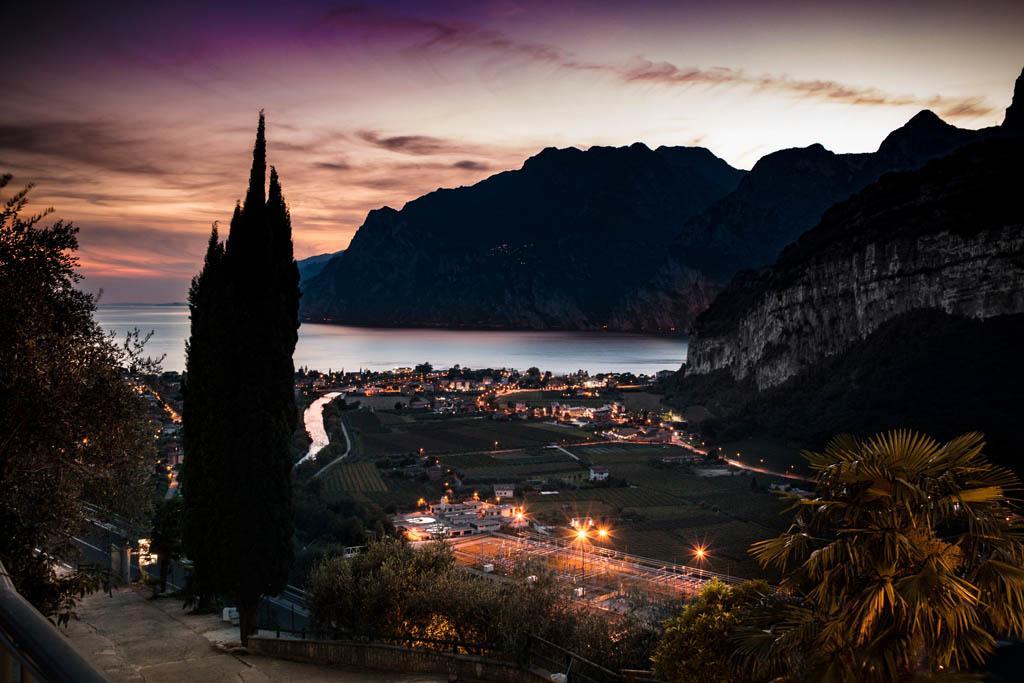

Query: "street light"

xmin=692 ymin=544 xmax=709 ymax=578
xmin=575 ymin=527 xmax=588 ymax=577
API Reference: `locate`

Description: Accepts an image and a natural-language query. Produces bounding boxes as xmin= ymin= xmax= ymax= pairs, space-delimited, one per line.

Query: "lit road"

xmin=721 ymin=457 xmax=813 ymax=483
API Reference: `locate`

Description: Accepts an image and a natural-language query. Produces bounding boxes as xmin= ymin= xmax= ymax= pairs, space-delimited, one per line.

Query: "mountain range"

xmin=666 ymin=69 xmax=1023 ymax=461
xmin=300 ymin=69 xmax=1020 ymax=332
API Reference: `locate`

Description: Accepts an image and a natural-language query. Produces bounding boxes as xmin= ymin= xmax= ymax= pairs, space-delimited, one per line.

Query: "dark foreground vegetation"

xmin=306 ymin=429 xmax=1024 ymax=682
xmin=0 ymin=174 xmax=158 ymax=622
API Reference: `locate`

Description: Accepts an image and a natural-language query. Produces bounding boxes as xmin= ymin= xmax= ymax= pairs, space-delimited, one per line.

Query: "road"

xmin=721 ymin=457 xmax=813 ymax=483
xmin=71 ymin=516 xmax=312 ymax=633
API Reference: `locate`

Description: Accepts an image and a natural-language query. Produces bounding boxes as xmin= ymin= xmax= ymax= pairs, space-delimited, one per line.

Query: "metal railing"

xmin=526 ymin=635 xmax=661 ymax=683
xmin=0 ymin=561 xmax=109 ymax=683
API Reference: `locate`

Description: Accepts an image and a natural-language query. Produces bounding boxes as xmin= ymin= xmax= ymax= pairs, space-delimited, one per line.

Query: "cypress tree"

xmin=182 ymin=113 xmax=298 ymax=642
xmin=182 ymin=224 xmax=226 ymax=606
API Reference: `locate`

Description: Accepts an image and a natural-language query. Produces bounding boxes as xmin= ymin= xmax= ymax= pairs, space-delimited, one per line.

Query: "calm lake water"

xmin=96 ymin=304 xmax=687 ymax=375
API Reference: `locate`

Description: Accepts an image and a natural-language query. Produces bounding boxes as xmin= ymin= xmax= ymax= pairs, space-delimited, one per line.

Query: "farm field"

xmin=358 ymin=416 xmax=591 ymax=456
xmin=441 ymin=448 xmax=586 ymax=484
xmin=617 ymin=391 xmax=666 ymax=412
xmin=320 ymin=462 xmax=388 ymax=497
xmin=497 ymin=389 xmax=613 ymax=408
xmin=520 ymin=451 xmax=793 ymax=577
xmin=567 ymin=443 xmax=677 ymax=464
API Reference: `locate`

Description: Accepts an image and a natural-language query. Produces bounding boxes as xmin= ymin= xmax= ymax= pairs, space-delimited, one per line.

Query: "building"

xmin=589 ymin=466 xmax=610 ymax=482
xmin=494 ymin=484 xmax=515 ymax=499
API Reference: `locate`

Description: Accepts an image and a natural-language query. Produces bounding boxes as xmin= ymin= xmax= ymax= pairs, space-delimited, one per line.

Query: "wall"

xmin=248 ymin=636 xmax=549 ymax=683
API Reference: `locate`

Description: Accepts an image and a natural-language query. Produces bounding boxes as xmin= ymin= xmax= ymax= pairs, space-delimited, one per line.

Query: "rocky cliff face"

xmin=685 ymin=137 xmax=1024 ymax=391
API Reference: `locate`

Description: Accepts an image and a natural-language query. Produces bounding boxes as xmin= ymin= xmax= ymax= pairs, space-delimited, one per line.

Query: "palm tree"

xmin=736 ymin=430 xmax=1024 ymax=682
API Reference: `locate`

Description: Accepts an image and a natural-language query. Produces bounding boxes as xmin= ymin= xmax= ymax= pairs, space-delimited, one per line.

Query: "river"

xmin=95 ymin=304 xmax=687 ymax=375
xmin=297 ymin=391 xmax=344 ymax=466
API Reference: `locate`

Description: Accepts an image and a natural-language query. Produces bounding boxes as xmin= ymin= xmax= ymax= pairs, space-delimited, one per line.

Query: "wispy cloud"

xmin=620 ymin=61 xmax=994 ymax=119
xmin=453 ymin=159 xmax=489 ymax=170
xmin=357 ymin=130 xmax=466 ymax=156
xmin=318 ymin=5 xmax=994 ymax=120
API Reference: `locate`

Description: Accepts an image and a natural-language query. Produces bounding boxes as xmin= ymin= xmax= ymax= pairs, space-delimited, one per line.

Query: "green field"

xmin=498 ymin=389 xmax=614 ymax=408
xmin=359 ymin=417 xmax=591 ymax=456
xmin=567 ymin=443 xmax=677 ymax=464
xmin=320 ymin=462 xmax=388 ymax=496
xmin=618 ymin=391 xmax=666 ymax=412
xmin=440 ymin=447 xmax=586 ymax=484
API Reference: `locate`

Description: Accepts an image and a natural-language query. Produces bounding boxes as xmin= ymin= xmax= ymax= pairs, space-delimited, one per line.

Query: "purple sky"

xmin=4 ymin=0 xmax=1023 ymax=301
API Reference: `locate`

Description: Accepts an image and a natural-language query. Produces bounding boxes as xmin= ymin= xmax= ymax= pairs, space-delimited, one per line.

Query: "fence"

xmin=252 ymin=619 xmax=661 ymax=683
xmin=525 ymin=636 xmax=659 ymax=683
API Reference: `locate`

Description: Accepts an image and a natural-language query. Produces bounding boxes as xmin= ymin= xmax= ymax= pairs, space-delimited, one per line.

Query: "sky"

xmin=3 ymin=0 xmax=1023 ymax=302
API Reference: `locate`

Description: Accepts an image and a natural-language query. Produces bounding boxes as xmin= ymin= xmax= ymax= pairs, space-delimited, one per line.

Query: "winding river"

xmin=297 ymin=392 xmax=343 ymax=466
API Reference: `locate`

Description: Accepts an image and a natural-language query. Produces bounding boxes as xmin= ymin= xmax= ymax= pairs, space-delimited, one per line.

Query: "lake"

xmin=96 ymin=304 xmax=687 ymax=375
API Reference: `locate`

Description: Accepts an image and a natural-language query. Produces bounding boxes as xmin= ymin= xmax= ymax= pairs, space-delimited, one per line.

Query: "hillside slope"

xmin=669 ymin=133 xmax=1024 ymax=461
xmin=302 ymin=144 xmax=744 ymax=329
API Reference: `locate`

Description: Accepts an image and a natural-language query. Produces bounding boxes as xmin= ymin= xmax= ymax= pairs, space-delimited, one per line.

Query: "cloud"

xmin=313 ymin=160 xmax=352 ymax=171
xmin=0 ymin=120 xmax=178 ymax=175
xmin=318 ymin=6 xmax=993 ymax=120
xmin=452 ymin=159 xmax=489 ymax=170
xmin=357 ymin=130 xmax=466 ymax=156
xmin=616 ymin=59 xmax=993 ymax=120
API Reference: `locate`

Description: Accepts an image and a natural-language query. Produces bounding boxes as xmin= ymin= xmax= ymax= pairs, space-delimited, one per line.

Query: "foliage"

xmin=307 ymin=538 xmax=661 ymax=670
xmin=737 ymin=430 xmax=1024 ymax=682
xmin=652 ymin=579 xmax=775 ymax=683
xmin=150 ymin=497 xmax=184 ymax=593
xmin=181 ymin=113 xmax=300 ymax=641
xmin=0 ymin=173 xmax=156 ymax=622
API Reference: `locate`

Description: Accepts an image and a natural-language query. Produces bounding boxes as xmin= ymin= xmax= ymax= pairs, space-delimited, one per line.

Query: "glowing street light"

xmin=596 ymin=527 xmax=609 ymax=540
xmin=692 ymin=544 xmax=709 ymax=571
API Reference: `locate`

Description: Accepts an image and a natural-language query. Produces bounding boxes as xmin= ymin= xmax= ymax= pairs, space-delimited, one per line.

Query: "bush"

xmin=652 ymin=580 xmax=774 ymax=683
xmin=306 ymin=538 xmax=662 ymax=669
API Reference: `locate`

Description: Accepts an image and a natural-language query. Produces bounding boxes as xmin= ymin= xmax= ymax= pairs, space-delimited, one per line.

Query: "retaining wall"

xmin=248 ymin=636 xmax=549 ymax=682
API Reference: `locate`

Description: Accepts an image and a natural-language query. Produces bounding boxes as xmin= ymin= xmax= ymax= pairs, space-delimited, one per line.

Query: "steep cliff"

xmin=686 ymin=136 xmax=1024 ymax=389
xmin=667 ymin=134 xmax=1024 ymax=461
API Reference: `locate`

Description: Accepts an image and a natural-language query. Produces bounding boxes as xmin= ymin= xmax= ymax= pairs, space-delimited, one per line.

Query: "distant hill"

xmin=610 ymin=108 xmax=1002 ymax=333
xmin=301 ymin=144 xmax=744 ymax=329
xmin=303 ymin=68 xmax=1022 ymax=333
xmin=667 ymin=129 xmax=1024 ymax=462
xmin=297 ymin=250 xmax=344 ymax=284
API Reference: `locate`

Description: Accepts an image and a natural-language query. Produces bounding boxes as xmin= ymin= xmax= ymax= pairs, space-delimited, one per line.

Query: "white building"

xmin=494 ymin=484 xmax=515 ymax=499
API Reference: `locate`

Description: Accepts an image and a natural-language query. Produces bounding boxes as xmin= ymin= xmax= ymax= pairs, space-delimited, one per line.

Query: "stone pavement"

xmin=64 ymin=585 xmax=445 ymax=682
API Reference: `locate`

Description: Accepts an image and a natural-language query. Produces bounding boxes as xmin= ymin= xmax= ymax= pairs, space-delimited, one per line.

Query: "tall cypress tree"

xmin=182 ymin=224 xmax=227 ymax=606
xmin=182 ymin=113 xmax=298 ymax=642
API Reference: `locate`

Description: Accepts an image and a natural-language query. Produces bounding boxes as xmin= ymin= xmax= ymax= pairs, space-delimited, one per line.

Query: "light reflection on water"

xmin=96 ymin=304 xmax=687 ymax=374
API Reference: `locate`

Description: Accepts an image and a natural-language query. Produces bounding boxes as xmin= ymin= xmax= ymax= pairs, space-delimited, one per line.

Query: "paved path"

xmin=64 ymin=585 xmax=442 ymax=682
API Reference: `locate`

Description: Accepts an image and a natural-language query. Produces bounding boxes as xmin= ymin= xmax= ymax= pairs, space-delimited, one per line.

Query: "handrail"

xmin=0 ymin=560 xmax=109 ymax=683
